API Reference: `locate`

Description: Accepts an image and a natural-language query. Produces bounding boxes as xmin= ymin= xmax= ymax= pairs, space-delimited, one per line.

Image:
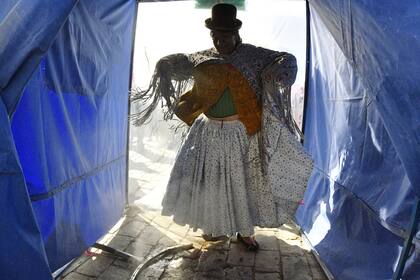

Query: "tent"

xmin=0 ymin=0 xmax=137 ymax=278
xmin=0 ymin=0 xmax=418 ymax=279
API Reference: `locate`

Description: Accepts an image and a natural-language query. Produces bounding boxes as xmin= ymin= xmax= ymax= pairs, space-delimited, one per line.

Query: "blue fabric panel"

xmin=298 ymin=170 xmax=404 ymax=280
xmin=0 ymin=0 xmax=79 ymax=116
xmin=308 ymin=0 xmax=420 ymax=197
xmin=0 ymin=101 xmax=53 ymax=280
xmin=0 ymin=1 xmax=78 ymax=278
xmin=302 ymin=1 xmax=415 ymax=232
xmin=10 ymin=0 xmax=136 ymax=271
xmin=297 ymin=1 xmax=420 ymax=278
xmin=31 ymin=160 xmax=125 ymax=270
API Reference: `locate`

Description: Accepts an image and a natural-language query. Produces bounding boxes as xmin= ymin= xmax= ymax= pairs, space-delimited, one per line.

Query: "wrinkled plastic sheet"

xmin=297 ymin=1 xmax=420 ymax=279
xmin=5 ymin=0 xmax=136 ymax=273
xmin=0 ymin=100 xmax=53 ymax=279
xmin=0 ymin=1 xmax=79 ymax=116
xmin=0 ymin=1 xmax=80 ymax=279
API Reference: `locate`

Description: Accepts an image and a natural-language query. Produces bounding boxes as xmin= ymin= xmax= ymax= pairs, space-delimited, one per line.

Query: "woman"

xmin=132 ymin=3 xmax=313 ymax=251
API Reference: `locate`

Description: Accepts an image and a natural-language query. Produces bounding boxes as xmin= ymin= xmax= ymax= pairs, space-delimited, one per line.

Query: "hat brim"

xmin=205 ymin=18 xmax=242 ymax=31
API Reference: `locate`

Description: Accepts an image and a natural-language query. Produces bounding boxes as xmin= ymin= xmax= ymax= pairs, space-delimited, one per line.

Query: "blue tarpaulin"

xmin=1 ymin=0 xmax=136 ymax=278
xmin=297 ymin=0 xmax=420 ymax=279
xmin=1 ymin=0 xmax=419 ymax=279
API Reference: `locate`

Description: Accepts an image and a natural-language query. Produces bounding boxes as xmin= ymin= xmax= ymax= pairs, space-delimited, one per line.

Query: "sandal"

xmin=236 ymin=233 xmax=259 ymax=251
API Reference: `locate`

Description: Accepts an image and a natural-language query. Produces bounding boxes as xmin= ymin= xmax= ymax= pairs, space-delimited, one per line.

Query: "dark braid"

xmin=234 ymin=30 xmax=242 ymax=46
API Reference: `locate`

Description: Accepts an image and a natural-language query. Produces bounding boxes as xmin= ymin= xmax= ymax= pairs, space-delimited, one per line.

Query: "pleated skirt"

xmin=161 ymin=115 xmax=298 ymax=236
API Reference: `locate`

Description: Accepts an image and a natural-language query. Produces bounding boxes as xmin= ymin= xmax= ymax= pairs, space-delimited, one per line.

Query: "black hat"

xmin=205 ymin=3 xmax=242 ymax=31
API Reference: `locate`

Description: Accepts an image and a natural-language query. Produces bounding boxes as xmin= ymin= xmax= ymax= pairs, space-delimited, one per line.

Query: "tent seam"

xmin=29 ymin=155 xmax=125 ymax=201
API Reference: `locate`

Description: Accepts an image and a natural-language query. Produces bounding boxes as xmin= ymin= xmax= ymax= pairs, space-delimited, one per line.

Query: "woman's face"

xmin=211 ymin=30 xmax=237 ymax=55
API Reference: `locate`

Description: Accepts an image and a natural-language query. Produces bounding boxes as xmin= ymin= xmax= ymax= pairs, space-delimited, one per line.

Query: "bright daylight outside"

xmin=129 ymin=0 xmax=307 ymax=209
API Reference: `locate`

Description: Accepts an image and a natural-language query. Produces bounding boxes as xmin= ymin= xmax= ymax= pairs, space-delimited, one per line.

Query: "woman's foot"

xmin=202 ymin=234 xmax=227 ymax=242
xmin=236 ymin=233 xmax=259 ymax=251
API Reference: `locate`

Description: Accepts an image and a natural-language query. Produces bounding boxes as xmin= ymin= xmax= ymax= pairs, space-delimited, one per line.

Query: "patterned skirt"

xmin=161 ymin=115 xmax=308 ymax=236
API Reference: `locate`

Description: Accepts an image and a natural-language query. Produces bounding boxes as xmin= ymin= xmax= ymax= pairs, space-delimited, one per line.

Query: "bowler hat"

xmin=205 ymin=3 xmax=242 ymax=31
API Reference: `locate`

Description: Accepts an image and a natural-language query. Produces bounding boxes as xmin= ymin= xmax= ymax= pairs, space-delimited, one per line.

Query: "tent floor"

xmin=57 ymin=136 xmax=328 ymax=279
xmin=57 ymin=205 xmax=328 ymax=280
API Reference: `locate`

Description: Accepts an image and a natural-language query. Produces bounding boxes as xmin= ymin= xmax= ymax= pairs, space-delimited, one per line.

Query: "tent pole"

xmin=125 ymin=1 xmax=140 ymax=206
xmin=301 ymin=0 xmax=311 ymax=144
xmin=393 ymin=197 xmax=420 ymax=280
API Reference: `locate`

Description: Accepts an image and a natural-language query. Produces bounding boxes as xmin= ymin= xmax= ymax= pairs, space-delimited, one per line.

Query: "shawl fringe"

xmin=130 ymin=54 xmax=193 ymax=126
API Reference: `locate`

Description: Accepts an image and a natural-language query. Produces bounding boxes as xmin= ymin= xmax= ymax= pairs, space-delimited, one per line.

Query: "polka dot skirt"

xmin=161 ymin=114 xmax=313 ymax=236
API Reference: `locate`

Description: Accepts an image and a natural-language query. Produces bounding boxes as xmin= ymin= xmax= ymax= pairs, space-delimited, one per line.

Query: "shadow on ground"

xmin=58 ymin=206 xmax=328 ymax=280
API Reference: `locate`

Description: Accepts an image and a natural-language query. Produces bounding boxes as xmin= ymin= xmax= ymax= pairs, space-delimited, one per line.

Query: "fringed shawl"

xmin=130 ymin=43 xmax=303 ymax=139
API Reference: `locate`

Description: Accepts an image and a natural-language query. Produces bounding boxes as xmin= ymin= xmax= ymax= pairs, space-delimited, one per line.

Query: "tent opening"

xmin=129 ymin=0 xmax=307 ymax=210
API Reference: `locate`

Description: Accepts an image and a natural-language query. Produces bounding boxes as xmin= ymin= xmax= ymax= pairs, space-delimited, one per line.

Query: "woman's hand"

xmin=155 ymin=54 xmax=193 ymax=81
xmin=261 ymin=55 xmax=297 ymax=87
xmin=156 ymin=57 xmax=172 ymax=73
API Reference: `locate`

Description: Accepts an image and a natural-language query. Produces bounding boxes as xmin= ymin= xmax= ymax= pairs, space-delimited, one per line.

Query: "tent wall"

xmin=297 ymin=0 xmax=420 ymax=279
xmin=0 ymin=1 xmax=79 ymax=279
xmin=0 ymin=104 xmax=53 ymax=279
xmin=11 ymin=0 xmax=136 ymax=271
xmin=1 ymin=0 xmax=136 ymax=277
